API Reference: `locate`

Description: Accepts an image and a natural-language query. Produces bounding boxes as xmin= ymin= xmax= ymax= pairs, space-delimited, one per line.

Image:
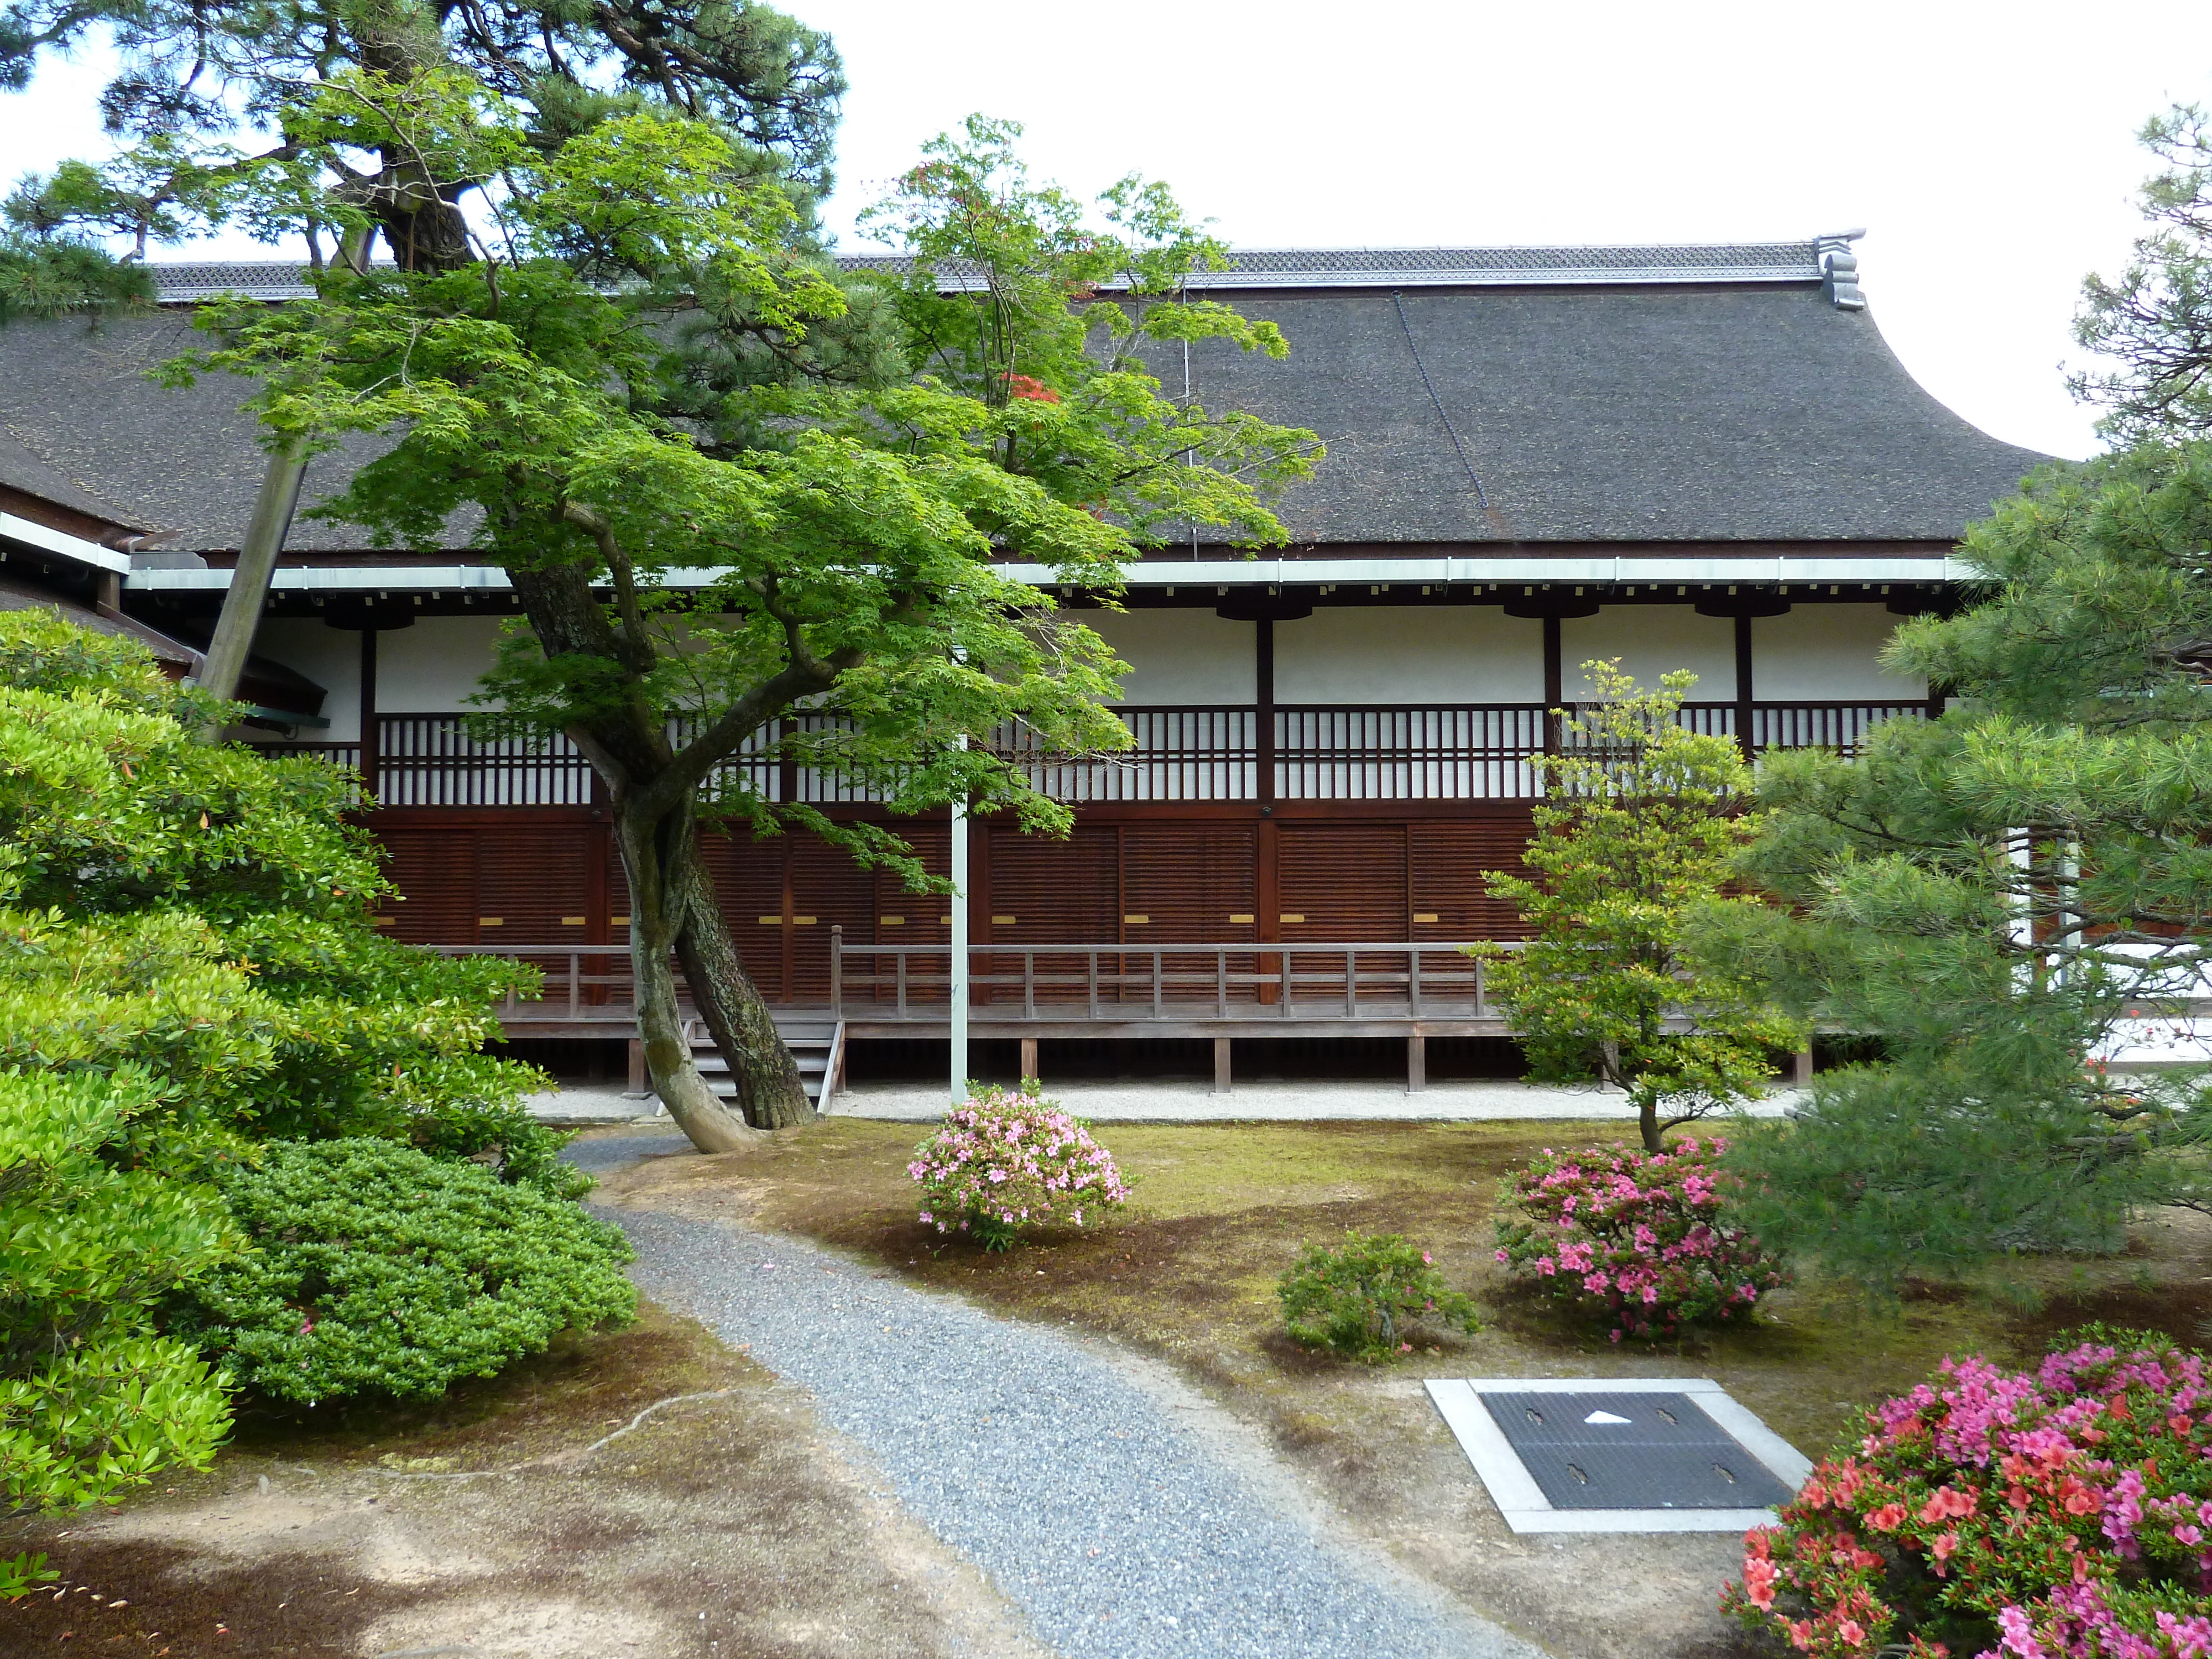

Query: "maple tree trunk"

xmin=611 ymin=796 xmax=765 ymax=1152
xmin=669 ymin=832 xmax=812 ymax=1129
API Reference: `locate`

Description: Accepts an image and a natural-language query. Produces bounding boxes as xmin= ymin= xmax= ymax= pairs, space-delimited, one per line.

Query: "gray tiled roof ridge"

xmin=147 ymin=236 xmax=1838 ymax=302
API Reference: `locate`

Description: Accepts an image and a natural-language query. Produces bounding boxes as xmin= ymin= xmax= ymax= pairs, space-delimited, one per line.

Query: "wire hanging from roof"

xmin=1392 ymin=291 xmax=1491 ymax=512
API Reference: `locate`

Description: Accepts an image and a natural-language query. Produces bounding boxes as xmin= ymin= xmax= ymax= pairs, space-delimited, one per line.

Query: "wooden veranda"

xmin=431 ymin=935 xmax=1724 ymax=1094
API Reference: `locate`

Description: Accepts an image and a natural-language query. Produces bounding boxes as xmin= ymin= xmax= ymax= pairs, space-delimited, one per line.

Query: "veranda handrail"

xmin=419 ymin=937 xmax=1527 ymax=1024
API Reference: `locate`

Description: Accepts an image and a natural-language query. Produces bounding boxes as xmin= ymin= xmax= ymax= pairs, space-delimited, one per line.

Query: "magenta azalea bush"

xmin=907 ymin=1087 xmax=1130 ymax=1251
xmin=1722 ymin=1331 xmax=2211 ymax=1659
xmin=1493 ymin=1137 xmax=1787 ymax=1340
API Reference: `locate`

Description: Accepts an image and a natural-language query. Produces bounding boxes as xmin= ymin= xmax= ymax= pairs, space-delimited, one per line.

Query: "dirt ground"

xmin=0 ymin=1302 xmax=1049 ymax=1659
xmin=594 ymin=1117 xmax=2212 ymax=1659
xmin=8 ymin=1120 xmax=2203 ymax=1659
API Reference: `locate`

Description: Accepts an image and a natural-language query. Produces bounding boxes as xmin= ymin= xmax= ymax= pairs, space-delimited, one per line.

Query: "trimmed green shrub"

xmin=409 ymin=1094 xmax=588 ymax=1200
xmin=0 ymin=607 xmax=551 ymax=1152
xmin=176 ymin=1140 xmax=636 ymax=1404
xmin=1277 ymin=1230 xmax=1481 ymax=1363
xmin=0 ymin=1068 xmax=234 ymax=1515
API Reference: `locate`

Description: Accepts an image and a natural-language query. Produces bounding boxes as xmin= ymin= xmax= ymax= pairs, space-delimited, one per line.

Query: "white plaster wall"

xmin=373 ymin=614 xmax=511 ymax=712
xmin=1560 ymin=606 xmax=1736 ymax=701
xmin=250 ymin=619 xmax=362 ymax=739
xmin=1078 ymin=608 xmax=1255 ymax=703
xmin=1752 ymin=604 xmax=1927 ymax=700
xmin=1274 ymin=607 xmax=1544 ymax=702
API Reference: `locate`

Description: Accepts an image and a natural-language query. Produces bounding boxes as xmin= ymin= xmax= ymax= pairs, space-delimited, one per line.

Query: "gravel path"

xmin=575 ymin=1136 xmax=1532 ymax=1659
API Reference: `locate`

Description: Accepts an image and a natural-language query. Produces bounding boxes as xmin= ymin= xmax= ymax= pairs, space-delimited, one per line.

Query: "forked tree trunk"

xmin=504 ymin=557 xmax=812 ymax=1150
xmin=669 ymin=837 xmax=812 ymax=1129
xmin=611 ymin=796 xmax=765 ymax=1152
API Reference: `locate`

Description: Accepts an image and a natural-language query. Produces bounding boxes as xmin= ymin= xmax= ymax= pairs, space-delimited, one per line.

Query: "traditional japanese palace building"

xmin=0 ymin=237 xmax=2047 ymax=1088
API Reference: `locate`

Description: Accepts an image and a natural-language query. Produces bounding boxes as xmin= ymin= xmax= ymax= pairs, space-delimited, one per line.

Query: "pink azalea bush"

xmin=907 ymin=1087 xmax=1129 ymax=1251
xmin=1721 ymin=1331 xmax=2212 ymax=1659
xmin=1493 ymin=1137 xmax=1787 ymax=1340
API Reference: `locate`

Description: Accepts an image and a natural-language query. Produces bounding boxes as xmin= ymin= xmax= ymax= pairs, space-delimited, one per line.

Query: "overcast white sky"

xmin=7 ymin=0 xmax=2211 ymax=460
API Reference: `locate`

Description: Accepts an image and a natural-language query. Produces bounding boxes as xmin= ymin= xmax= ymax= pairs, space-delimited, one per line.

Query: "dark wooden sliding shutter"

xmin=605 ymin=836 xmax=633 ymax=945
xmin=474 ymin=828 xmax=592 ymax=973
xmin=867 ymin=825 xmax=950 ymax=1005
xmin=1410 ymin=812 xmax=1537 ymax=942
xmin=1120 ymin=823 xmax=1258 ymax=1003
xmin=984 ymin=825 xmax=1119 ymax=1003
xmin=697 ymin=828 xmax=789 ymax=1001
xmin=789 ymin=835 xmax=875 ymax=1003
xmin=1276 ymin=823 xmax=1409 ymax=999
xmin=1276 ymin=824 xmax=1407 ymax=941
xmin=376 ymin=829 xmax=478 ymax=944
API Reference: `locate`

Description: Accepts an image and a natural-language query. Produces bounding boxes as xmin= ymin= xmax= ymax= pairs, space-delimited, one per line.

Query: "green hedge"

xmin=176 ymin=1139 xmax=637 ymax=1404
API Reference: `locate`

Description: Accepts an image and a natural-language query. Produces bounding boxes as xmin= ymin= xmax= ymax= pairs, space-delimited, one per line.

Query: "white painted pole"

xmin=950 ymin=736 xmax=970 ymax=1108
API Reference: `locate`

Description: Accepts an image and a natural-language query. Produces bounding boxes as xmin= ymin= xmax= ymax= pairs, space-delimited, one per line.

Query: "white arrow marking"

xmin=1583 ymin=1410 xmax=1632 ymax=1425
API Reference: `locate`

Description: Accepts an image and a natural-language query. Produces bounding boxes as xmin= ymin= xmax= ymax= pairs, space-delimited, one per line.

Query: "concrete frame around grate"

xmin=1425 ymin=1377 xmax=1814 ymax=1533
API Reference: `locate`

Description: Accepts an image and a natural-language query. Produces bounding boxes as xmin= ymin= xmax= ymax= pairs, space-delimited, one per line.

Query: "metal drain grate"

xmin=1478 ymin=1390 xmax=1795 ymax=1510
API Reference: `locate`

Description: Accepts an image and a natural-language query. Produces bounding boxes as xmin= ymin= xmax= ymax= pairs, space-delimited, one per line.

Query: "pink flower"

xmin=1920 ymin=1486 xmax=1976 ymax=1524
xmin=1997 ymin=1605 xmax=2045 ymax=1659
xmin=1741 ymin=1555 xmax=1779 ymax=1610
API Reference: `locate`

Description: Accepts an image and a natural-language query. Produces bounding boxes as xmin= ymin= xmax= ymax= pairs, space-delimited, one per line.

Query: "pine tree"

xmin=1710 ymin=448 xmax=2212 ymax=1285
xmin=2072 ymin=103 xmax=2212 ymax=445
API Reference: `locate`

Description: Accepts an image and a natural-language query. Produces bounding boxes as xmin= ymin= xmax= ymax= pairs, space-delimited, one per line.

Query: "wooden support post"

xmin=1019 ymin=1036 xmax=1040 ymax=1086
xmin=357 ymin=627 xmax=379 ymax=805
xmin=1542 ymin=615 xmax=1563 ymax=761
xmin=625 ymin=1037 xmax=648 ymax=1097
xmin=1256 ymin=817 xmax=1280 ymax=1006
xmin=1214 ymin=1036 xmax=1233 ymax=1095
xmin=1407 ymin=1034 xmax=1426 ymax=1094
xmin=1793 ymin=1046 xmax=1814 ymax=1088
xmin=1735 ymin=613 xmax=1757 ymax=763
xmin=1255 ymin=616 xmax=1276 ymax=808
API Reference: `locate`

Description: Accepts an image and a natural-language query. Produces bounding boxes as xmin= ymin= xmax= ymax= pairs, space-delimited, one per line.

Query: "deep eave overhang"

xmin=147 ymin=237 xmax=1860 ymax=305
xmin=1 ymin=511 xmax=132 ymax=574
xmin=124 ymin=548 xmax=1974 ymax=597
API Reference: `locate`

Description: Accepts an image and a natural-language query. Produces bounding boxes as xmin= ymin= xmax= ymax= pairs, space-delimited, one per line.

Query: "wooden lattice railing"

xmin=255 ymin=700 xmax=1933 ymax=806
xmin=422 ymin=937 xmax=1530 ymax=1025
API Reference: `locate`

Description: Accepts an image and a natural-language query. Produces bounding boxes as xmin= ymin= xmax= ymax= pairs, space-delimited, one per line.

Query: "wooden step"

xmin=680 ymin=1017 xmax=841 ymax=1105
xmin=692 ymin=1054 xmax=826 ymax=1076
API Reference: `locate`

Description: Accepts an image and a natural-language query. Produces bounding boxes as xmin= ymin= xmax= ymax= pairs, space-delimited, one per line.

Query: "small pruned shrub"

xmin=1277 ymin=1230 xmax=1481 ymax=1363
xmin=908 ymin=1086 xmax=1130 ymax=1251
xmin=1494 ymin=1136 xmax=1786 ymax=1341
xmin=1721 ymin=1329 xmax=2212 ymax=1659
xmin=175 ymin=1139 xmax=636 ymax=1404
